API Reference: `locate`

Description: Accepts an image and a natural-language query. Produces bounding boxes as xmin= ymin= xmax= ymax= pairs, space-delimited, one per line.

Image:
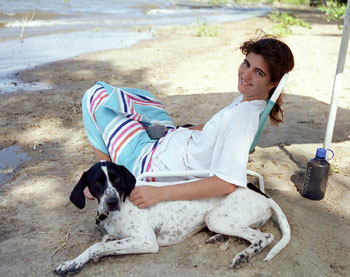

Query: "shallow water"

xmin=0 ymin=0 xmax=271 ymax=93
xmin=0 ymin=28 xmax=154 ymax=92
xmin=0 ymin=145 xmax=31 ymax=188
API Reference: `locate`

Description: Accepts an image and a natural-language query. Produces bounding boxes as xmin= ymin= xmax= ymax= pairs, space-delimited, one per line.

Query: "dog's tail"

xmin=264 ymin=198 xmax=291 ymax=261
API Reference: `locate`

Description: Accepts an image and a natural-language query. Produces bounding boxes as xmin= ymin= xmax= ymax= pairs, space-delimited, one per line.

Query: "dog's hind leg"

xmin=102 ymin=234 xmax=118 ymax=243
xmin=206 ymin=233 xmax=229 ymax=244
xmin=205 ymin=200 xmax=274 ymax=268
xmin=206 ymin=218 xmax=274 ymax=268
xmin=229 ymin=228 xmax=274 ymax=268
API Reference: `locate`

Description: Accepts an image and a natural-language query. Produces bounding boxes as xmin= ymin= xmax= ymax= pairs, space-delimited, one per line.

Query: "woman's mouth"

xmin=240 ymin=77 xmax=250 ymax=86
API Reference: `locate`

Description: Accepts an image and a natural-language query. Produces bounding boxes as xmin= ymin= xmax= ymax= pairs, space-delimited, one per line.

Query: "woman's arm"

xmin=94 ymin=148 xmax=112 ymax=161
xmin=129 ymin=175 xmax=236 ymax=209
xmin=188 ymin=124 xmax=204 ymax=131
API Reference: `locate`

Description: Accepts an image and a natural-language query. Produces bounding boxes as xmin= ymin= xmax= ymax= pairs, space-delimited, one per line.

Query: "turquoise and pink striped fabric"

xmin=82 ymin=82 xmax=175 ymax=177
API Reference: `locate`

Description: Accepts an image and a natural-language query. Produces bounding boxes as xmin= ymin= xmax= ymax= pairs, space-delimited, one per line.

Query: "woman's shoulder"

xmin=225 ymin=95 xmax=266 ymax=111
xmin=236 ymin=99 xmax=266 ymax=113
xmin=226 ymin=100 xmax=266 ymax=128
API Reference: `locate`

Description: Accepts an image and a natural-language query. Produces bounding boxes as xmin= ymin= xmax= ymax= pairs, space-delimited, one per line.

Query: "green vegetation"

xmin=268 ymin=11 xmax=311 ymax=36
xmin=330 ymin=164 xmax=342 ymax=175
xmin=200 ymin=0 xmax=310 ymax=5
xmin=319 ymin=0 xmax=347 ymax=29
xmin=195 ymin=18 xmax=218 ymax=37
xmin=197 ymin=0 xmax=348 ymax=35
xmin=205 ymin=0 xmax=232 ymax=3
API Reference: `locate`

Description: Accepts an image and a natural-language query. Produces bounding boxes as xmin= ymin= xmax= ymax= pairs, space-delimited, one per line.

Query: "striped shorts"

xmin=82 ymin=81 xmax=175 ymax=177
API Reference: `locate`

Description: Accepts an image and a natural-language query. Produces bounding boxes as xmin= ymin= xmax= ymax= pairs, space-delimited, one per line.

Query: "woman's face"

xmin=238 ymin=52 xmax=277 ymax=102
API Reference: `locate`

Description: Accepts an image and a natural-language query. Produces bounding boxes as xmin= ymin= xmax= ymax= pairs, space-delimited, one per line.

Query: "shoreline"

xmin=0 ymin=2 xmax=274 ymax=94
xmin=0 ymin=28 xmax=155 ymax=94
xmin=1 ymin=13 xmax=350 ymax=276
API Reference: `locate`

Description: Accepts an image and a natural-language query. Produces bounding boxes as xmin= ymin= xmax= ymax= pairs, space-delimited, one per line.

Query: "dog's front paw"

xmin=53 ymin=260 xmax=83 ymax=275
xmin=206 ymin=233 xmax=229 ymax=244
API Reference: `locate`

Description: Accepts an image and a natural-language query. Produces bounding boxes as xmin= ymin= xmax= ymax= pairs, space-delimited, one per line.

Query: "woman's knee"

xmin=94 ymin=148 xmax=111 ymax=162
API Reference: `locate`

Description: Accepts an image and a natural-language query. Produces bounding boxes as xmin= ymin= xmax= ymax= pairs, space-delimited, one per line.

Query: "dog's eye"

xmin=110 ymin=176 xmax=121 ymax=184
xmin=93 ymin=182 xmax=104 ymax=193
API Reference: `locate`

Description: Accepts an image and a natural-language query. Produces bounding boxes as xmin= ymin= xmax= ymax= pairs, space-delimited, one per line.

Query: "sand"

xmin=0 ymin=6 xmax=349 ymax=277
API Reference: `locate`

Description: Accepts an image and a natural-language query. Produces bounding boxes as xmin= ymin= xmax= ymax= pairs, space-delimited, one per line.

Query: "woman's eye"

xmin=256 ymin=70 xmax=264 ymax=77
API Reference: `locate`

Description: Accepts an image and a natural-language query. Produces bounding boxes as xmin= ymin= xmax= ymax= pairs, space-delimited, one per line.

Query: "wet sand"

xmin=0 ymin=7 xmax=349 ymax=277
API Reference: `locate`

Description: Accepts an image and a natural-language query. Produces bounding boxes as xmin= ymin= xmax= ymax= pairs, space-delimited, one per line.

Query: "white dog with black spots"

xmin=54 ymin=161 xmax=290 ymax=275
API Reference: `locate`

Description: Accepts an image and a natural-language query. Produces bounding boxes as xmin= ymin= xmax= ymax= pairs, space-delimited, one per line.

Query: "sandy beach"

xmin=0 ymin=6 xmax=349 ymax=277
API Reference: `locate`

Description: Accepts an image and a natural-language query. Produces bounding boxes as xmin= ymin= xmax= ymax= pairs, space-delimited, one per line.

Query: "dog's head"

xmin=70 ymin=161 xmax=136 ymax=217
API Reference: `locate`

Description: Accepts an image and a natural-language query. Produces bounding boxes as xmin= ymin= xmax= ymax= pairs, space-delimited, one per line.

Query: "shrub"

xmin=268 ymin=11 xmax=311 ymax=36
xmin=319 ymin=0 xmax=347 ymax=29
xmin=195 ymin=18 xmax=218 ymax=37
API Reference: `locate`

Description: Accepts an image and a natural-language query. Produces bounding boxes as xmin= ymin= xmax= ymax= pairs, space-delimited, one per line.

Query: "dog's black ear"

xmin=70 ymin=170 xmax=89 ymax=209
xmin=119 ymin=165 xmax=136 ymax=202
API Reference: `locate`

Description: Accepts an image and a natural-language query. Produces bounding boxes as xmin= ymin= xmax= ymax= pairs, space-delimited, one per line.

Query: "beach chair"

xmin=137 ymin=74 xmax=289 ymax=193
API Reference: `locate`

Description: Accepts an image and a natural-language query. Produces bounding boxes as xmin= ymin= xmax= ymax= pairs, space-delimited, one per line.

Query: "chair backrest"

xmin=249 ymin=73 xmax=289 ymax=153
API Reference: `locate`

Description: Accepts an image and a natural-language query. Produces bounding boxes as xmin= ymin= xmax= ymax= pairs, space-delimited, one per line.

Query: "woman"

xmin=82 ymin=36 xmax=294 ymax=208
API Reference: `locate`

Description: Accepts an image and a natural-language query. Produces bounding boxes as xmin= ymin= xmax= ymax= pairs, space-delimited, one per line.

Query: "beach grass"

xmin=195 ymin=18 xmax=218 ymax=37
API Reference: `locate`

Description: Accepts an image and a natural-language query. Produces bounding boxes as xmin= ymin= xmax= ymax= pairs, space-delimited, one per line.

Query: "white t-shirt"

xmin=150 ymin=96 xmax=266 ymax=187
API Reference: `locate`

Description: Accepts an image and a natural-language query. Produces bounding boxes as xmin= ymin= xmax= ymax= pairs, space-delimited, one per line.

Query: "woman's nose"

xmin=242 ymin=69 xmax=252 ymax=80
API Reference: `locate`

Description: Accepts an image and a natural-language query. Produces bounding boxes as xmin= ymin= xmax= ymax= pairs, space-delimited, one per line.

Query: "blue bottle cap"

xmin=316 ymin=148 xmax=326 ymax=159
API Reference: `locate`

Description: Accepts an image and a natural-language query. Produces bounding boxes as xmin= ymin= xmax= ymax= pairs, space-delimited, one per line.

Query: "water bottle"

xmin=302 ymin=148 xmax=333 ymax=201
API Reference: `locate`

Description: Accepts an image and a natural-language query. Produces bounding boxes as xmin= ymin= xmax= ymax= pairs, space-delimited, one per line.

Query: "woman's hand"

xmin=129 ymin=176 xmax=235 ymax=209
xmin=129 ymin=186 xmax=164 ymax=209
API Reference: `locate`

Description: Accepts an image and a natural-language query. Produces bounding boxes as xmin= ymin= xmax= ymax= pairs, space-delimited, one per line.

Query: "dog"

xmin=54 ymin=161 xmax=290 ymax=275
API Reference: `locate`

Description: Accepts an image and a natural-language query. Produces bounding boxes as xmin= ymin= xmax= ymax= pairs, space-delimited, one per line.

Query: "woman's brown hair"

xmin=240 ymin=35 xmax=294 ymax=125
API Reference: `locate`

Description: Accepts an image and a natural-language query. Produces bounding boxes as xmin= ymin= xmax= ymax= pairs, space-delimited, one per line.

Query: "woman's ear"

xmin=268 ymin=81 xmax=279 ymax=91
xmin=70 ymin=170 xmax=89 ymax=209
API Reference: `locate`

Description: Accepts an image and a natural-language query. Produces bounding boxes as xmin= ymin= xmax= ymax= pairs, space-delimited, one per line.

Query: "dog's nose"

xmin=106 ymin=196 xmax=120 ymax=211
